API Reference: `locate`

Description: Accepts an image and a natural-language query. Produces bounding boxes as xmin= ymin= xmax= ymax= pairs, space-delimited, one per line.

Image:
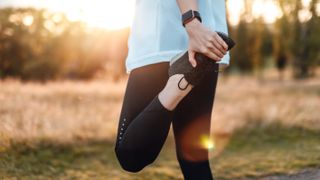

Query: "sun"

xmin=60 ymin=0 xmax=135 ymax=30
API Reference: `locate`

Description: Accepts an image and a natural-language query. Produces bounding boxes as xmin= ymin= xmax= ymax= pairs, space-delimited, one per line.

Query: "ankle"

xmin=158 ymin=74 xmax=193 ymax=111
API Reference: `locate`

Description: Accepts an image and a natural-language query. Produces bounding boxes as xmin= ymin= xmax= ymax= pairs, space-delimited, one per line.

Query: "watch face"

xmin=183 ymin=10 xmax=193 ymax=20
xmin=182 ymin=10 xmax=201 ymax=26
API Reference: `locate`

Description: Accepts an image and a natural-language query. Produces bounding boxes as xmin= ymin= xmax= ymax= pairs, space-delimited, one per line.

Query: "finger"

xmin=188 ymin=50 xmax=197 ymax=67
xmin=210 ymin=33 xmax=227 ymax=54
xmin=204 ymin=41 xmax=223 ymax=58
xmin=207 ymin=51 xmax=221 ymax=61
xmin=212 ymin=40 xmax=227 ymax=58
xmin=201 ymin=48 xmax=221 ymax=61
xmin=212 ymin=37 xmax=227 ymax=55
xmin=215 ymin=34 xmax=229 ymax=51
xmin=208 ymin=43 xmax=224 ymax=58
xmin=205 ymin=41 xmax=215 ymax=49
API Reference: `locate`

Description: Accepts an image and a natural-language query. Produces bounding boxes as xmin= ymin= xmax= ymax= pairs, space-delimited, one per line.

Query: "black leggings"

xmin=114 ymin=62 xmax=219 ymax=180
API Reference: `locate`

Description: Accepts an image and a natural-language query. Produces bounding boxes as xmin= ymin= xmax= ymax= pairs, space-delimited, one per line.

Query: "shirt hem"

xmin=125 ymin=50 xmax=230 ymax=74
xmin=125 ymin=50 xmax=185 ymax=74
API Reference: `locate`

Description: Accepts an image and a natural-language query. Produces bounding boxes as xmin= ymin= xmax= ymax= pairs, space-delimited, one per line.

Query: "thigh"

xmin=172 ymin=66 xmax=219 ymax=162
xmin=116 ymin=62 xmax=169 ymax=138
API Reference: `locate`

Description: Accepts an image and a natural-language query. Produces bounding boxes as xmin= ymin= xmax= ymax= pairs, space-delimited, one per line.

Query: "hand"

xmin=185 ymin=19 xmax=228 ymax=67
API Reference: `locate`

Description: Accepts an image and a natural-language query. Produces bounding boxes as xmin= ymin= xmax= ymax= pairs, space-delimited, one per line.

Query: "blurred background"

xmin=0 ymin=0 xmax=319 ymax=179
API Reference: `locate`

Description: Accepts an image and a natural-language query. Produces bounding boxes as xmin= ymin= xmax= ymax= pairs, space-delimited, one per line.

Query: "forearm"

xmin=176 ymin=0 xmax=198 ymax=14
xmin=175 ymin=0 xmax=228 ymax=66
xmin=176 ymin=0 xmax=200 ymax=33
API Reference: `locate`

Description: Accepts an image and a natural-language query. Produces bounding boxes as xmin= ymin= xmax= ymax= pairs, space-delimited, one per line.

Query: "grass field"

xmin=1 ymin=73 xmax=320 ymax=179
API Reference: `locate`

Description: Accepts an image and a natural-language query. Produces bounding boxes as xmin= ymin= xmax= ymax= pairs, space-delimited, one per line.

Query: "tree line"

xmin=0 ymin=0 xmax=319 ymax=81
xmin=0 ymin=8 xmax=128 ymax=81
xmin=228 ymin=0 xmax=320 ymax=78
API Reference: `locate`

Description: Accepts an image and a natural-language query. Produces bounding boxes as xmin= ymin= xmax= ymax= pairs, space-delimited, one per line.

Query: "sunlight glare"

xmin=299 ymin=0 xmax=313 ymax=23
xmin=227 ymin=0 xmax=282 ymax=25
xmin=302 ymin=0 xmax=311 ymax=7
xmin=252 ymin=0 xmax=282 ymax=24
xmin=317 ymin=1 xmax=320 ymax=16
xmin=47 ymin=0 xmax=135 ymax=30
xmin=80 ymin=0 xmax=135 ymax=30
xmin=299 ymin=9 xmax=313 ymax=22
xmin=227 ymin=0 xmax=245 ymax=26
xmin=200 ymin=135 xmax=215 ymax=150
xmin=23 ymin=15 xmax=34 ymax=26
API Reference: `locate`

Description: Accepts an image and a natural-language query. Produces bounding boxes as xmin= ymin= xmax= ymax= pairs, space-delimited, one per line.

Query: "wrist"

xmin=185 ymin=19 xmax=201 ymax=34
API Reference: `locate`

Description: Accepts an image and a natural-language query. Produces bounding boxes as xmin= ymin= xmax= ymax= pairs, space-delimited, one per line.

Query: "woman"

xmin=114 ymin=0 xmax=233 ymax=179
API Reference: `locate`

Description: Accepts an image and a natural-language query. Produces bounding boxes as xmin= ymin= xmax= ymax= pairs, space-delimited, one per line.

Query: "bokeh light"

xmin=200 ymin=134 xmax=215 ymax=150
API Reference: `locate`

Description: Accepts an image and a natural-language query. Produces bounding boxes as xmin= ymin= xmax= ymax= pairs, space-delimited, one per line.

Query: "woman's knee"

xmin=114 ymin=146 xmax=153 ymax=173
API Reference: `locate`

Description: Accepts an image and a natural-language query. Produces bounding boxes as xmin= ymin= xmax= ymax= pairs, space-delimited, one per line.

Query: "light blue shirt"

xmin=125 ymin=0 xmax=230 ymax=74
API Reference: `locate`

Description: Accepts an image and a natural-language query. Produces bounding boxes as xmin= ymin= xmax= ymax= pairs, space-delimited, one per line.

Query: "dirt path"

xmin=259 ymin=169 xmax=320 ymax=180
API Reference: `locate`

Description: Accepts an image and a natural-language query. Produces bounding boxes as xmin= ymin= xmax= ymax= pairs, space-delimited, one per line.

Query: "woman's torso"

xmin=125 ymin=0 xmax=230 ymax=73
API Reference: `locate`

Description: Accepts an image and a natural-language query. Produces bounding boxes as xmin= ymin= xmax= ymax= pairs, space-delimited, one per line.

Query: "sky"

xmin=0 ymin=0 xmax=56 ymax=9
xmin=0 ymin=0 xmax=136 ymax=30
xmin=0 ymin=0 xmax=317 ymax=29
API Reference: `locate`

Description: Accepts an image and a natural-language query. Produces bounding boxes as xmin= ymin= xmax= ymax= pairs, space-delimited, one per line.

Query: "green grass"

xmin=212 ymin=124 xmax=320 ymax=179
xmin=1 ymin=125 xmax=320 ymax=180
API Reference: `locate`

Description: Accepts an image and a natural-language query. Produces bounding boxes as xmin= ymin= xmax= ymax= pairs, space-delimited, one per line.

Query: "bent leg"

xmin=114 ymin=62 xmax=173 ymax=172
xmin=172 ymin=64 xmax=219 ymax=180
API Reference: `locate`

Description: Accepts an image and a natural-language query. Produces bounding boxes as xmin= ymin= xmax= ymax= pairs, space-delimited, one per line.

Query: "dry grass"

xmin=213 ymin=75 xmax=320 ymax=133
xmin=0 ymin=79 xmax=125 ymax=146
xmin=0 ymin=73 xmax=320 ymax=179
xmin=1 ymin=73 xmax=319 ymax=145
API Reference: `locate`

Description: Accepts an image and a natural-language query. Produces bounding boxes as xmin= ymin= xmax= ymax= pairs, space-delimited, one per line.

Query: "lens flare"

xmin=200 ymin=134 xmax=215 ymax=150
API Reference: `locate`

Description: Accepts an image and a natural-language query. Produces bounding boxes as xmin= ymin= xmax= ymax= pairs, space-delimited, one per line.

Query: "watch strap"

xmin=182 ymin=10 xmax=202 ymax=27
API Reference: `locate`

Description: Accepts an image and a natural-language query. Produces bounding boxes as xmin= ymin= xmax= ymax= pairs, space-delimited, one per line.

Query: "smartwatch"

xmin=182 ymin=10 xmax=202 ymax=27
